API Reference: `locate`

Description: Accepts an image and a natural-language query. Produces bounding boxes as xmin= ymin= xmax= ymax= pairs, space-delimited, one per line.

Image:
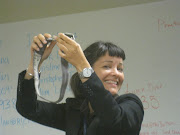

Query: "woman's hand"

xmin=25 ymin=33 xmax=56 ymax=79
xmin=31 ymin=33 xmax=56 ymax=63
xmin=55 ymin=33 xmax=90 ymax=72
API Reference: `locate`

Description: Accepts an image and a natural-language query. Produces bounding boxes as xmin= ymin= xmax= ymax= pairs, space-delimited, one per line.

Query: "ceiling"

xmin=0 ymin=0 xmax=165 ymax=24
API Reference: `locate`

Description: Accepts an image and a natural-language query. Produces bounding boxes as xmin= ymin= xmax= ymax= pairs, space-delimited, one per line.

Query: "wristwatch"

xmin=79 ymin=67 xmax=94 ymax=79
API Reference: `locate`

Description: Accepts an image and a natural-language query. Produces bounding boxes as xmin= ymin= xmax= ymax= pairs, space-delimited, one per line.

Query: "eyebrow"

xmin=102 ymin=60 xmax=123 ymax=65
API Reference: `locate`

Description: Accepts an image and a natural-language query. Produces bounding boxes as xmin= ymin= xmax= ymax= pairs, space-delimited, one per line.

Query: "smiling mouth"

xmin=105 ymin=80 xmax=118 ymax=85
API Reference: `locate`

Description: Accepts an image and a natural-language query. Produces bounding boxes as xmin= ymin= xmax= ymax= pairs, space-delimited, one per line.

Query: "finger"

xmin=31 ymin=42 xmax=40 ymax=51
xmin=56 ymin=42 xmax=68 ymax=54
xmin=56 ymin=35 xmax=69 ymax=46
xmin=33 ymin=36 xmax=43 ymax=48
xmin=37 ymin=34 xmax=47 ymax=45
xmin=44 ymin=33 xmax=51 ymax=39
xmin=58 ymin=33 xmax=75 ymax=44
xmin=58 ymin=49 xmax=66 ymax=58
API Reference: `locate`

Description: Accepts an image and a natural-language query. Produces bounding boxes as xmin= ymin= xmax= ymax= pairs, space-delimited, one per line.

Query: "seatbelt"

xmin=33 ymin=33 xmax=75 ymax=103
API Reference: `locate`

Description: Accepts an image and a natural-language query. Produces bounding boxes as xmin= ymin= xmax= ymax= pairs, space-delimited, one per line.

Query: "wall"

xmin=0 ymin=0 xmax=180 ymax=134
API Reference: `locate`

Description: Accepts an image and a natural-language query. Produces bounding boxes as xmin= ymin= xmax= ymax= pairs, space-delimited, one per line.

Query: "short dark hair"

xmin=70 ymin=41 xmax=125 ymax=98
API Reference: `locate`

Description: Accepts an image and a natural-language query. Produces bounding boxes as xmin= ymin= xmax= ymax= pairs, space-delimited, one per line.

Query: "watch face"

xmin=83 ymin=68 xmax=91 ymax=77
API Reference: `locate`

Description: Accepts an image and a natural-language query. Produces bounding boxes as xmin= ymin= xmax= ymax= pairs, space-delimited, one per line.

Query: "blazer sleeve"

xmin=16 ymin=70 xmax=66 ymax=131
xmin=81 ymin=72 xmax=144 ymax=133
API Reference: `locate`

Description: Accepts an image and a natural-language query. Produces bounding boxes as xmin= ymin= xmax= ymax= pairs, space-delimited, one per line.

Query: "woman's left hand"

xmin=55 ymin=33 xmax=91 ymax=72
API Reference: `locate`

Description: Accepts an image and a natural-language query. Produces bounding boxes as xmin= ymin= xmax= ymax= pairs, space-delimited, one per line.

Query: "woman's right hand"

xmin=25 ymin=33 xmax=56 ymax=79
xmin=31 ymin=33 xmax=56 ymax=63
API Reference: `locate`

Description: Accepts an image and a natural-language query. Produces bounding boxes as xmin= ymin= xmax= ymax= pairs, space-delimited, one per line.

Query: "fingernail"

xmin=39 ymin=44 xmax=43 ymax=47
xmin=43 ymin=40 xmax=47 ymax=44
xmin=58 ymin=33 xmax=62 ymax=38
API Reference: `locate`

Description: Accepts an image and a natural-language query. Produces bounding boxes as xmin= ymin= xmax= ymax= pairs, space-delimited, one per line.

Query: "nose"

xmin=110 ymin=68 xmax=120 ymax=77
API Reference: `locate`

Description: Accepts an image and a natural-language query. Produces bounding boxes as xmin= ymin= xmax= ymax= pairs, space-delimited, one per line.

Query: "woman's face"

xmin=93 ymin=52 xmax=124 ymax=95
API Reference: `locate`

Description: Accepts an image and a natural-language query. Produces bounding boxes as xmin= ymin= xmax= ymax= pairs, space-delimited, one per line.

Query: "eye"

xmin=117 ymin=67 xmax=123 ymax=72
xmin=103 ymin=65 xmax=110 ymax=69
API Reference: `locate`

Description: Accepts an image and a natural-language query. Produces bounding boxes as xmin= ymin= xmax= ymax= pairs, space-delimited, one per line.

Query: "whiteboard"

xmin=0 ymin=0 xmax=180 ymax=134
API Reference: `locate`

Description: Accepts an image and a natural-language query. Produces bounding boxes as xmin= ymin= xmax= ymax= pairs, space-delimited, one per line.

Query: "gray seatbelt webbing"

xmin=33 ymin=33 xmax=74 ymax=103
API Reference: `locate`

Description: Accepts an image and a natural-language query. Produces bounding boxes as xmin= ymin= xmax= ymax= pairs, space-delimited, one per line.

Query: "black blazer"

xmin=16 ymin=70 xmax=144 ymax=135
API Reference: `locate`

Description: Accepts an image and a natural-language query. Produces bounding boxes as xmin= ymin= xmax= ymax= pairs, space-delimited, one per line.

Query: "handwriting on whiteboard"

xmin=0 ymin=72 xmax=9 ymax=82
xmin=140 ymin=121 xmax=180 ymax=135
xmin=0 ymin=85 xmax=12 ymax=96
xmin=124 ymin=81 xmax=164 ymax=110
xmin=124 ymin=81 xmax=163 ymax=95
xmin=0 ymin=98 xmax=16 ymax=110
xmin=158 ymin=18 xmax=180 ymax=32
xmin=0 ymin=57 xmax=9 ymax=64
xmin=0 ymin=116 xmax=30 ymax=127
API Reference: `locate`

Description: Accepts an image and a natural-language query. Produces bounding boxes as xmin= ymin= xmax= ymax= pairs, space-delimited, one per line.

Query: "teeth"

xmin=105 ymin=81 xmax=117 ymax=85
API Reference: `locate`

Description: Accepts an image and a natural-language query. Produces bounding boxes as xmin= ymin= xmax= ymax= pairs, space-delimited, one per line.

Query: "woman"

xmin=16 ymin=33 xmax=144 ymax=135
